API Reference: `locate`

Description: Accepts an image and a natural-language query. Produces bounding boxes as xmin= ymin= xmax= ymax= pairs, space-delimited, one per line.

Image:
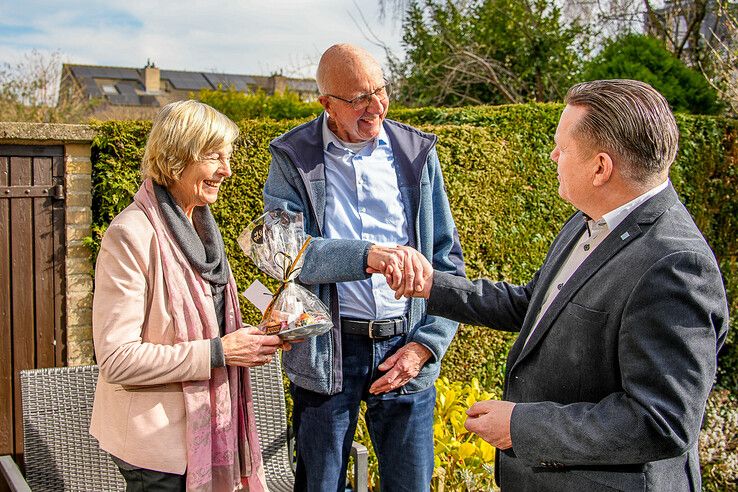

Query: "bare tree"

xmin=703 ymin=0 xmax=738 ymax=114
xmin=0 ymin=50 xmax=95 ymax=123
xmin=439 ymin=43 xmax=525 ymax=104
xmin=561 ymin=0 xmax=645 ymax=38
xmin=644 ymin=0 xmax=712 ymax=65
xmin=377 ymin=0 xmax=411 ymax=21
xmin=562 ymin=0 xmax=733 ymax=70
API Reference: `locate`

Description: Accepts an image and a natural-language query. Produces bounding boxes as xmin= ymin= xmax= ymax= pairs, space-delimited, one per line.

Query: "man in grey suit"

xmin=378 ymin=79 xmax=729 ymax=491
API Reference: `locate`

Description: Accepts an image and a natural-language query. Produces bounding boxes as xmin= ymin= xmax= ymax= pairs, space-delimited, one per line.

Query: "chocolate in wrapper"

xmin=238 ymin=210 xmax=333 ymax=340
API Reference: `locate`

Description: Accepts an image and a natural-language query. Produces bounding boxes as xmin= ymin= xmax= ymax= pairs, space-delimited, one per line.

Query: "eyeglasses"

xmin=324 ymin=82 xmax=391 ymax=111
xmin=199 ymin=151 xmax=231 ymax=166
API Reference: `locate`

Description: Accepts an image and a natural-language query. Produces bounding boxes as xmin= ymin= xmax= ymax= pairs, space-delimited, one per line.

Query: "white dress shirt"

xmin=321 ymin=117 xmax=410 ymax=320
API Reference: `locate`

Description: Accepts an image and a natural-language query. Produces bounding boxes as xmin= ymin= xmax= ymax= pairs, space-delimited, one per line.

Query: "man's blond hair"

xmin=141 ymin=100 xmax=239 ymax=187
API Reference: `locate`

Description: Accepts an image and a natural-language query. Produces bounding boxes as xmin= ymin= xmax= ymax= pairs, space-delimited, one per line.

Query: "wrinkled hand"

xmin=464 ymin=400 xmax=516 ymax=450
xmin=366 ymin=245 xmax=433 ymax=299
xmin=221 ymin=326 xmax=290 ymax=367
xmin=369 ymin=342 xmax=432 ymax=394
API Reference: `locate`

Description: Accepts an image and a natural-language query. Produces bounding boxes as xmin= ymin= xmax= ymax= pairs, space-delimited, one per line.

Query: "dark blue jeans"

xmin=291 ymin=333 xmax=436 ymax=492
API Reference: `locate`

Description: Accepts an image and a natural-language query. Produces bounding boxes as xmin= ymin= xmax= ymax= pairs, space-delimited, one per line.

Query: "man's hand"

xmin=369 ymin=342 xmax=432 ymax=394
xmin=464 ymin=400 xmax=516 ymax=450
xmin=221 ymin=326 xmax=290 ymax=367
xmin=366 ymin=245 xmax=433 ymax=299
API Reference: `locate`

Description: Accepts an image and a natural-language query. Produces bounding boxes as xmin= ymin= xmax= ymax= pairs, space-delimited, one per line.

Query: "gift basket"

xmin=238 ymin=209 xmax=333 ymax=340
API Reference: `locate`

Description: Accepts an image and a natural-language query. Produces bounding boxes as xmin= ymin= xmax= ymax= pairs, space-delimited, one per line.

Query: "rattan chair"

xmin=0 ymin=359 xmax=368 ymax=492
xmin=0 ymin=365 xmax=124 ymax=492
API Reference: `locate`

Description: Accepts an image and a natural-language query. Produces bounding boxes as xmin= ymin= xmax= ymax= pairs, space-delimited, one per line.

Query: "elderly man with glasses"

xmin=263 ymin=43 xmax=466 ymax=491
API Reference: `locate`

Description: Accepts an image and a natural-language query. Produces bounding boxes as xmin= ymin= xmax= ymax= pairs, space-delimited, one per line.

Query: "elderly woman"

xmin=90 ymin=100 xmax=282 ymax=492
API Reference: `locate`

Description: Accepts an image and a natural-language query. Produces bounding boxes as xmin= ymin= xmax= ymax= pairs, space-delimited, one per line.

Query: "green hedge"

xmin=89 ymin=104 xmax=738 ymax=488
xmin=195 ymin=88 xmax=323 ymax=121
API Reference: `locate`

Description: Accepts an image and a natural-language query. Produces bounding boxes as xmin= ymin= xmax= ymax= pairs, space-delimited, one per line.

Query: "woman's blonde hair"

xmin=141 ymin=100 xmax=239 ymax=187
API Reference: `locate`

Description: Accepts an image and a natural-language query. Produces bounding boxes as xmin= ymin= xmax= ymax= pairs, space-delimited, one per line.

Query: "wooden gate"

xmin=0 ymin=145 xmax=66 ymax=463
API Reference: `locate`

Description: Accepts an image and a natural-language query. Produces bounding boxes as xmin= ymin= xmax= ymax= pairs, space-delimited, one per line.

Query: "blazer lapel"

xmin=509 ymin=184 xmax=679 ymax=371
xmin=511 ymin=221 xmax=642 ymax=370
xmin=506 ymin=215 xmax=586 ymax=365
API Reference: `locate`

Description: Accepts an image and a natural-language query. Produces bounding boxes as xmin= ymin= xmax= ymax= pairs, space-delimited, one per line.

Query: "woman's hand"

xmin=221 ymin=326 xmax=288 ymax=367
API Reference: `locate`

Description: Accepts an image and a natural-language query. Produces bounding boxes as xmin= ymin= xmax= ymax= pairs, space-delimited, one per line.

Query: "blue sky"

xmin=0 ymin=1 xmax=406 ymax=77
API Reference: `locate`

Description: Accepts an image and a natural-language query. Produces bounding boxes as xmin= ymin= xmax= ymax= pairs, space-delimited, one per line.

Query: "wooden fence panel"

xmin=0 ymin=145 xmax=66 ymax=465
xmin=10 ymin=156 xmax=35 ymax=459
xmin=52 ymin=154 xmax=65 ymax=364
xmin=33 ymin=156 xmax=56 ymax=369
xmin=0 ymin=156 xmax=11 ymax=458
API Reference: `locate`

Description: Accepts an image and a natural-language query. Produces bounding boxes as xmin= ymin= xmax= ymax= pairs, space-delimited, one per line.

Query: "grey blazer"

xmin=429 ymin=184 xmax=729 ymax=491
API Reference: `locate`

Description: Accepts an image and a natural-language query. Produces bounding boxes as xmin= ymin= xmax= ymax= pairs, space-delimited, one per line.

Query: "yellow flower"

xmin=451 ymin=410 xmax=467 ymax=435
xmin=477 ymin=439 xmax=495 ymax=462
xmin=458 ymin=442 xmax=476 ymax=460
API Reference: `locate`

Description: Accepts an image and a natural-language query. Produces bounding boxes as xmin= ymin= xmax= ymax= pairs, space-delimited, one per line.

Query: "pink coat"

xmin=90 ymin=202 xmax=212 ymax=474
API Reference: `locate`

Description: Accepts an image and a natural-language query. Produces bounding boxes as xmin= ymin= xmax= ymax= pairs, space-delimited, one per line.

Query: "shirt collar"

xmin=584 ymin=215 xmax=608 ymax=238
xmin=601 ymin=179 xmax=669 ymax=231
xmin=321 ymin=113 xmax=388 ymax=153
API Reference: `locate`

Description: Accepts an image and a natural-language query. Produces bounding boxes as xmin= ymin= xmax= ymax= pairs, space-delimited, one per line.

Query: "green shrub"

xmin=581 ymin=34 xmax=721 ymax=115
xmin=700 ymin=389 xmax=738 ymax=491
xmin=89 ymin=104 xmax=738 ymax=490
xmin=195 ymin=87 xmax=322 ymax=121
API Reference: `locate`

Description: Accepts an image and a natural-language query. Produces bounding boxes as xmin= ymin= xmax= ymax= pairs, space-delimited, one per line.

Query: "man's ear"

xmin=592 ymin=152 xmax=614 ymax=187
xmin=318 ymin=95 xmax=331 ymax=112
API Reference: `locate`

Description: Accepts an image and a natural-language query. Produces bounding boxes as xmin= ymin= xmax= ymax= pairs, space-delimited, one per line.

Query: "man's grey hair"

xmin=565 ymin=79 xmax=679 ymax=184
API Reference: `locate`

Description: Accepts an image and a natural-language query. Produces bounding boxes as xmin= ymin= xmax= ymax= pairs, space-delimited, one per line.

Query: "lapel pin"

xmin=621 ymin=232 xmax=630 ymax=240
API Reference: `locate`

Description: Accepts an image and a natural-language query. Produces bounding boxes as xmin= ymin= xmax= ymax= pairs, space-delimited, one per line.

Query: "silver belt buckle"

xmin=367 ymin=319 xmax=376 ymax=338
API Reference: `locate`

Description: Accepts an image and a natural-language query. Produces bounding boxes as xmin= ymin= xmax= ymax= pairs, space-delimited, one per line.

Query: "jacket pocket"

xmin=564 ymin=301 xmax=608 ymax=324
xmin=119 ymin=382 xmax=180 ymax=392
xmin=570 ymin=468 xmax=646 ymax=491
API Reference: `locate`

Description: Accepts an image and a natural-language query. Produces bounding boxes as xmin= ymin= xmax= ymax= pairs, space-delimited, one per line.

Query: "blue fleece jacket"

xmin=263 ymin=113 xmax=465 ymax=395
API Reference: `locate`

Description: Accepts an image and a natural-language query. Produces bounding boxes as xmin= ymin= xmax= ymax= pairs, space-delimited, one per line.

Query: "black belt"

xmin=341 ymin=315 xmax=407 ymax=339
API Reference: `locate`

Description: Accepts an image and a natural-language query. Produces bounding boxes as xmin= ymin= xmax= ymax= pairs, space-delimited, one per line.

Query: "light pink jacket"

xmin=90 ymin=202 xmax=212 ymax=474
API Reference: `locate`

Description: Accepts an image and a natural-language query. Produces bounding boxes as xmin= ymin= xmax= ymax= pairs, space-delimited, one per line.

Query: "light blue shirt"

xmin=321 ymin=116 xmax=409 ymax=320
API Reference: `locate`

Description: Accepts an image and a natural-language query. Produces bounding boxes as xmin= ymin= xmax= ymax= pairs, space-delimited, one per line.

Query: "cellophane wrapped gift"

xmin=237 ymin=209 xmax=332 ymax=340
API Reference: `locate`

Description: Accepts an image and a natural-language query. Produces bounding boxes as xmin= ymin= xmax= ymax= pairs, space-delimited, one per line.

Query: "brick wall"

xmin=0 ymin=122 xmax=95 ymax=365
xmin=64 ymin=143 xmax=94 ymax=365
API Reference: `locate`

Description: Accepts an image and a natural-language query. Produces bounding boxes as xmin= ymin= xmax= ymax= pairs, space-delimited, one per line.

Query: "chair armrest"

xmin=0 ymin=455 xmax=31 ymax=492
xmin=350 ymin=441 xmax=368 ymax=492
xmin=288 ymin=426 xmax=297 ymax=474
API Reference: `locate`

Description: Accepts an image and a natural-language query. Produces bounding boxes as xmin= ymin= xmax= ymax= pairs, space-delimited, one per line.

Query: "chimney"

xmin=144 ymin=59 xmax=160 ymax=93
xmin=271 ymin=74 xmax=287 ymax=95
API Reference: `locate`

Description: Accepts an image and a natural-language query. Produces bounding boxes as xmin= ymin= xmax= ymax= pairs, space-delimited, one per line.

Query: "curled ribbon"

xmin=261 ymin=236 xmax=312 ymax=329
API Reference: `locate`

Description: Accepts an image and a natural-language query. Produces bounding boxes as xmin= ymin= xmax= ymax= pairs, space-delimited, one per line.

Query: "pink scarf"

xmin=134 ymin=179 xmax=267 ymax=491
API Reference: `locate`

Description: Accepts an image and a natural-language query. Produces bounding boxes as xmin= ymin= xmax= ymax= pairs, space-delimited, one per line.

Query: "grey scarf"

xmin=153 ymin=183 xmax=229 ymax=335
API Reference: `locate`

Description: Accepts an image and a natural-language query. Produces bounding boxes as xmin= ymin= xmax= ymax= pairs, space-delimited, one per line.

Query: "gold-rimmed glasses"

xmin=324 ymin=81 xmax=391 ymax=111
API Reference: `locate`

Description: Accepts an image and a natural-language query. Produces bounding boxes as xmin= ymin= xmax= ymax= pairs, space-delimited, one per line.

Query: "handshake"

xmin=366 ymin=245 xmax=434 ymax=299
